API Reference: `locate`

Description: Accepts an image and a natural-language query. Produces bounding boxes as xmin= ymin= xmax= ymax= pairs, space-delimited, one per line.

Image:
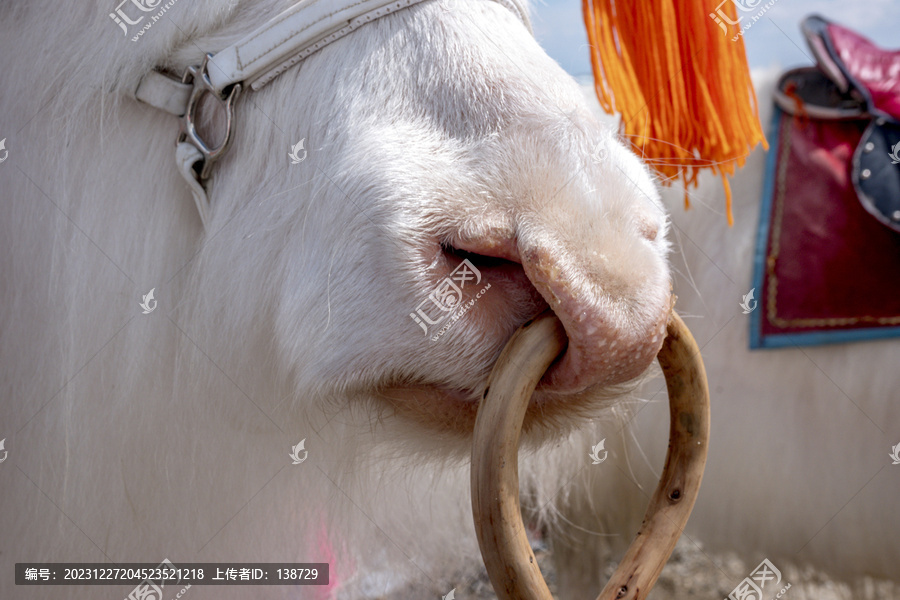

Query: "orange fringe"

xmin=583 ymin=0 xmax=768 ymax=226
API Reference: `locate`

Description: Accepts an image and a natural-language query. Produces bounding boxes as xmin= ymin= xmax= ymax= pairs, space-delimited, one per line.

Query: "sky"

xmin=530 ymin=0 xmax=898 ymax=78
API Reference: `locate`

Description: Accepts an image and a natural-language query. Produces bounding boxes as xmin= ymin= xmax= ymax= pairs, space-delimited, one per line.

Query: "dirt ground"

xmin=394 ymin=536 xmax=900 ymax=600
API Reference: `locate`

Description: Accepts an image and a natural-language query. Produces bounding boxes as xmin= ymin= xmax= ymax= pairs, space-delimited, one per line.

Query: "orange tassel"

xmin=583 ymin=0 xmax=768 ymax=225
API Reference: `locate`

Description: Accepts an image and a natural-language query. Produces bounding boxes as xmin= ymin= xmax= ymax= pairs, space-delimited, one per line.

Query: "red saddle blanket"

xmin=751 ymin=107 xmax=900 ymax=348
xmin=751 ymin=15 xmax=900 ymax=348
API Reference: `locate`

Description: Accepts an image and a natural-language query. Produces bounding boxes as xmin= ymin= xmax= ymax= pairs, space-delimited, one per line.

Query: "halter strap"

xmin=133 ymin=0 xmax=532 ymax=229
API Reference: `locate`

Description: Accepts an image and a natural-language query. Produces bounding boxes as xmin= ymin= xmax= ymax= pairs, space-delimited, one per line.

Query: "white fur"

xmin=0 ymin=1 xmax=896 ymax=599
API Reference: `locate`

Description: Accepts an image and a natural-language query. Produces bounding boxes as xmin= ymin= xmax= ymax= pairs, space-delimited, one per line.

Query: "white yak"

xmin=0 ymin=0 xmax=896 ymax=599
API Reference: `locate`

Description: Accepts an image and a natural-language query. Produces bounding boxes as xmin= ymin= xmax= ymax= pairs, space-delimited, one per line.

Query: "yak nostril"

xmin=440 ymin=232 xmax=523 ymax=267
xmin=440 ymin=243 xmax=520 ymax=269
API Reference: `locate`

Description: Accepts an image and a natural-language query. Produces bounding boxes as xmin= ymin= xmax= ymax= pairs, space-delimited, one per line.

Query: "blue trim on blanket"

xmin=755 ymin=326 xmax=900 ymax=348
xmin=749 ymin=107 xmax=782 ymax=350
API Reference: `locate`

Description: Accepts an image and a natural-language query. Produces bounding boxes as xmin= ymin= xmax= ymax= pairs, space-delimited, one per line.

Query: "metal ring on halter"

xmin=176 ymin=53 xmax=243 ymax=182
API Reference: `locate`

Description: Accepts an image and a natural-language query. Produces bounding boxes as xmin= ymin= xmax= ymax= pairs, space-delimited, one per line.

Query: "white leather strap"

xmin=135 ymin=0 xmax=531 ymax=113
xmin=209 ymin=0 xmax=531 ymax=94
xmin=211 ymin=0 xmax=427 ymax=93
xmin=135 ymin=72 xmax=192 ymax=117
xmin=175 ymin=142 xmax=211 ymax=228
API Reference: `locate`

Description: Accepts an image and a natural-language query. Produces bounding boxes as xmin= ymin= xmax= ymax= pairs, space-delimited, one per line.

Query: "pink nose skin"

xmin=520 ymin=243 xmax=670 ymax=393
xmin=452 ymin=227 xmax=670 ymax=394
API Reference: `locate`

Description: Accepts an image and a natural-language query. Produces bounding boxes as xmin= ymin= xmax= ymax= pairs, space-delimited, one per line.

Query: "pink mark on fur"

xmin=310 ymin=516 xmax=351 ymax=600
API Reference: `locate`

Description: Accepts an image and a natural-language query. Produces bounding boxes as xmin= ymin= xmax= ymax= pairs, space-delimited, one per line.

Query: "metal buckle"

xmin=177 ymin=53 xmax=242 ymax=182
